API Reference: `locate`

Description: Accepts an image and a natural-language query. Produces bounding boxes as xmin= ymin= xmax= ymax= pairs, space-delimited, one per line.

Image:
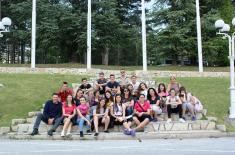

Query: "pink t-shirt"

xmin=158 ymin=92 xmax=169 ymax=97
xmin=134 ymin=101 xmax=150 ymax=112
xmin=77 ymin=104 xmax=89 ymax=116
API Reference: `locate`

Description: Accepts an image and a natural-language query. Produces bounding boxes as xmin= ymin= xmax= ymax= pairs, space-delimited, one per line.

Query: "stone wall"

xmin=0 ymin=67 xmax=230 ymax=77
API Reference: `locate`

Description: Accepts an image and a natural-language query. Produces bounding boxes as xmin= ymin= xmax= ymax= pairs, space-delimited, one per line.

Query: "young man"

xmin=79 ymin=78 xmax=92 ymax=94
xmin=94 ymin=72 xmax=107 ymax=95
xmin=130 ymin=75 xmax=140 ymax=92
xmin=117 ymin=70 xmax=129 ymax=91
xmin=31 ymin=93 xmax=63 ymax=136
xmin=57 ymin=82 xmax=73 ymax=103
xmin=106 ymin=74 xmax=120 ymax=95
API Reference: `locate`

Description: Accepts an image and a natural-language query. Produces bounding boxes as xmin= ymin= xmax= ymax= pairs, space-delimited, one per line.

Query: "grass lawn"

xmin=0 ymin=63 xmax=230 ymax=72
xmin=0 ymin=73 xmax=233 ymax=131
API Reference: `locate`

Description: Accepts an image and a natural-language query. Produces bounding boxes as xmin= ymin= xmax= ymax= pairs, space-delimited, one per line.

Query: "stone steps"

xmin=5 ymin=130 xmax=227 ymax=140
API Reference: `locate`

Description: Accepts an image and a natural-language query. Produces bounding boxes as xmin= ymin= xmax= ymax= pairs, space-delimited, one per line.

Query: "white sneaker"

xmin=166 ymin=118 xmax=172 ymax=123
xmin=66 ymin=132 xmax=71 ymax=136
xmin=61 ymin=131 xmax=65 ymax=137
xmin=179 ymin=118 xmax=186 ymax=123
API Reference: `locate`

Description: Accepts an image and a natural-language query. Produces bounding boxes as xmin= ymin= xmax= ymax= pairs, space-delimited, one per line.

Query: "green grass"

xmin=0 ymin=73 xmax=85 ymax=126
xmin=0 ymin=73 xmax=233 ymax=131
xmin=155 ymin=77 xmax=230 ymax=125
xmin=0 ymin=63 xmax=230 ymax=72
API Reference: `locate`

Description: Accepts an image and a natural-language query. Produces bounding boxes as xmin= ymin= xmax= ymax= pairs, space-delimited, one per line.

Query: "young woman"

xmin=105 ymin=90 xmax=114 ymax=108
xmin=138 ymin=82 xmax=148 ymax=99
xmin=179 ymin=87 xmax=196 ymax=121
xmin=93 ymin=98 xmax=110 ymax=136
xmin=190 ymin=94 xmax=203 ymax=113
xmin=90 ymin=90 xmax=101 ymax=117
xmin=122 ymin=88 xmax=135 ymax=117
xmin=61 ymin=94 xmax=77 ymax=137
xmin=74 ymin=89 xmax=84 ymax=106
xmin=110 ymin=94 xmax=133 ymax=135
xmin=131 ymin=94 xmax=152 ymax=137
xmin=166 ymin=88 xmax=185 ymax=123
xmin=157 ymin=83 xmax=169 ymax=113
xmin=76 ymin=97 xmax=91 ymax=137
xmin=167 ymin=75 xmax=181 ymax=94
xmin=147 ymin=88 xmax=162 ymax=121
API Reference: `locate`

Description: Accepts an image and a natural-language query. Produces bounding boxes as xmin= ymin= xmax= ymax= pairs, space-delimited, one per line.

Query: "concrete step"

xmin=14 ymin=120 xmax=218 ymax=135
xmin=5 ymin=130 xmax=227 ymax=140
xmin=11 ymin=119 xmax=26 ymax=126
xmin=28 ymin=111 xmax=41 ymax=118
xmin=157 ymin=112 xmax=205 ymax=121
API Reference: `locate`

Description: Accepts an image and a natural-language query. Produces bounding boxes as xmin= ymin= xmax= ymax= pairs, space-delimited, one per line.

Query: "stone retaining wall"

xmin=0 ymin=67 xmax=230 ymax=77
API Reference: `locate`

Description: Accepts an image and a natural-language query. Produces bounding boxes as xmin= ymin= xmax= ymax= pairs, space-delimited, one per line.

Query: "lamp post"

xmin=87 ymin=0 xmax=91 ymax=69
xmin=142 ymin=0 xmax=147 ymax=71
xmin=215 ymin=18 xmax=235 ymax=119
xmin=31 ymin=0 xmax=36 ymax=69
xmin=0 ymin=17 xmax=12 ymax=37
xmin=196 ymin=0 xmax=203 ymax=72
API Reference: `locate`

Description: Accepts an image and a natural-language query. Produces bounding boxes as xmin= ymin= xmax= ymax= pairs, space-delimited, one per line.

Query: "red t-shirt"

xmin=63 ymin=104 xmax=76 ymax=116
xmin=58 ymin=89 xmax=73 ymax=103
xmin=134 ymin=101 xmax=150 ymax=113
xmin=77 ymin=104 xmax=89 ymax=116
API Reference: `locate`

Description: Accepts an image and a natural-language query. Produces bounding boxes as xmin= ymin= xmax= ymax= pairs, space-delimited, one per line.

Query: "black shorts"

xmin=62 ymin=116 xmax=77 ymax=125
xmin=134 ymin=114 xmax=151 ymax=122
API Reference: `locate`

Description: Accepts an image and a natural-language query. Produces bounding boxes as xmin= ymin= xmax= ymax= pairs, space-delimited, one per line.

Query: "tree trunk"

xmin=20 ymin=42 xmax=25 ymax=64
xmin=102 ymin=46 xmax=109 ymax=65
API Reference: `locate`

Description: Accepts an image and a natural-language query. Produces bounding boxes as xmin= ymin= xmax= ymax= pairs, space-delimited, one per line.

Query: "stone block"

xmin=18 ymin=124 xmax=30 ymax=133
xmin=171 ymin=122 xmax=188 ymax=131
xmin=207 ymin=116 xmax=217 ymax=122
xmin=191 ymin=122 xmax=201 ymax=130
xmin=26 ymin=117 xmax=36 ymax=124
xmin=206 ymin=122 xmax=216 ymax=130
xmin=216 ymin=124 xmax=226 ymax=132
xmin=165 ymin=123 xmax=174 ymax=131
xmin=0 ymin=127 xmax=10 ymax=134
xmin=11 ymin=119 xmax=26 ymax=126
xmin=159 ymin=123 xmax=165 ymax=131
xmin=28 ymin=111 xmax=41 ymax=118
xmin=152 ymin=123 xmax=160 ymax=131
xmin=11 ymin=125 xmax=18 ymax=132
xmin=145 ymin=123 xmax=155 ymax=132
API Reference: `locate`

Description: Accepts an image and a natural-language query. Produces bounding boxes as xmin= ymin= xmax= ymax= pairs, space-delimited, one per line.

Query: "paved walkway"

xmin=0 ymin=137 xmax=235 ymax=155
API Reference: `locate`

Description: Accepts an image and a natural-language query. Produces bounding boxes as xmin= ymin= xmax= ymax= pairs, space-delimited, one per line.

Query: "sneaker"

xmin=179 ymin=118 xmax=186 ymax=123
xmin=47 ymin=129 xmax=53 ymax=136
xmin=87 ymin=130 xmax=91 ymax=133
xmin=80 ymin=131 xmax=84 ymax=137
xmin=94 ymin=133 xmax=99 ymax=137
xmin=30 ymin=129 xmax=39 ymax=136
xmin=192 ymin=116 xmax=196 ymax=121
xmin=182 ymin=116 xmax=186 ymax=120
xmin=166 ymin=118 xmax=172 ymax=123
xmin=61 ymin=131 xmax=65 ymax=137
xmin=123 ymin=129 xmax=131 ymax=135
xmin=130 ymin=129 xmax=136 ymax=137
xmin=104 ymin=130 xmax=109 ymax=133
xmin=66 ymin=132 xmax=71 ymax=136
xmin=152 ymin=118 xmax=158 ymax=122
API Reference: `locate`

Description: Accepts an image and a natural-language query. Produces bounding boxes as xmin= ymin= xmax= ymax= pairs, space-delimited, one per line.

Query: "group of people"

xmin=30 ymin=70 xmax=203 ymax=137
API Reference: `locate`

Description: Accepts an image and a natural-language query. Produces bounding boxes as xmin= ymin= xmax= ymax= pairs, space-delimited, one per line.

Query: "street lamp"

xmin=215 ymin=18 xmax=235 ymax=119
xmin=0 ymin=17 xmax=12 ymax=37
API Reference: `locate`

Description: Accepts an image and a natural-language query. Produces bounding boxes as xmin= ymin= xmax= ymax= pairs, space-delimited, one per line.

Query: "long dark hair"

xmin=114 ymin=94 xmax=122 ymax=113
xmin=158 ymin=83 xmax=167 ymax=93
xmin=122 ymin=87 xmax=131 ymax=99
xmin=96 ymin=98 xmax=106 ymax=114
xmin=179 ymin=86 xmax=187 ymax=100
xmin=147 ymin=88 xmax=158 ymax=100
xmin=65 ymin=94 xmax=75 ymax=106
xmin=75 ymin=88 xmax=83 ymax=99
xmin=105 ymin=90 xmax=113 ymax=105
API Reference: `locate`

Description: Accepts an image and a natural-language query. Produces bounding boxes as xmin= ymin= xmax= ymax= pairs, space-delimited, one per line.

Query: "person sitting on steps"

xmin=31 ymin=93 xmax=63 ymax=136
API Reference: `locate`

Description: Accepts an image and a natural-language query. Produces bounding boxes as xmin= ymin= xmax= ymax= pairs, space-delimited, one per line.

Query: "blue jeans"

xmin=77 ymin=115 xmax=90 ymax=132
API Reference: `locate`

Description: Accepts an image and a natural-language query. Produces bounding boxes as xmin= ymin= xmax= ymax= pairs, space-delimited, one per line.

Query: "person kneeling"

xmin=31 ymin=93 xmax=63 ymax=136
xmin=93 ymin=98 xmax=110 ymax=136
xmin=131 ymin=94 xmax=151 ymax=137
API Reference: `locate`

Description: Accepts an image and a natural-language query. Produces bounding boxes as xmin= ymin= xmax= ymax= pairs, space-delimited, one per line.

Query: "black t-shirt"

xmin=79 ymin=84 xmax=92 ymax=90
xmin=97 ymin=79 xmax=107 ymax=84
xmin=106 ymin=81 xmax=119 ymax=89
xmin=149 ymin=96 xmax=160 ymax=105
